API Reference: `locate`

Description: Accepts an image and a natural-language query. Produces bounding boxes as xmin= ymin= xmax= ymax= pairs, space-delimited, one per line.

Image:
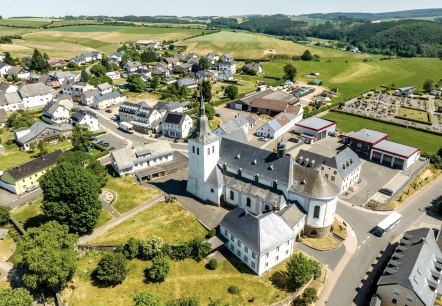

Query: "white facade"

xmin=218 ymin=62 xmax=236 ymax=74
xmin=106 ymin=71 xmax=121 ymax=80
xmin=257 ymin=113 xmax=302 ymax=139
xmin=76 ymin=114 xmax=99 ymax=132
xmin=22 ymin=92 xmax=53 ymax=109
xmin=43 ymin=105 xmax=70 ymax=124
xmin=161 ymin=115 xmax=193 ymax=139
xmin=0 ymin=64 xmax=11 ymax=77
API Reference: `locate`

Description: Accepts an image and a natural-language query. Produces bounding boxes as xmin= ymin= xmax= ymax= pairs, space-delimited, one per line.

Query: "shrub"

xmin=206 ymin=259 xmax=218 ymax=270
xmin=139 ymin=236 xmax=164 ymax=260
xmin=133 ymin=291 xmax=162 ymax=306
xmin=94 ymin=252 xmax=128 ymax=286
xmin=0 ymin=205 xmax=11 ymax=225
xmin=286 ymin=253 xmax=321 ymax=290
xmin=206 ymin=228 xmax=216 ymax=239
xmin=302 ymin=288 xmax=318 ymax=304
xmin=123 ymin=237 xmax=140 ymax=259
xmin=166 ymin=297 xmax=199 ymax=306
xmin=146 ymin=256 xmax=170 ymax=283
xmin=228 ymin=286 xmax=240 ymax=294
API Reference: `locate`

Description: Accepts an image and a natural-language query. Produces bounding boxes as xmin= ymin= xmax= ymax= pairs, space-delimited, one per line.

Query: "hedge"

xmin=394 ymin=115 xmax=432 ymax=126
xmin=91 ymin=142 xmax=110 ymax=160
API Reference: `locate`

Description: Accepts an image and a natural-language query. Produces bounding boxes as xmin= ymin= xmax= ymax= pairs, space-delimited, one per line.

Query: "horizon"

xmin=1 ymin=0 xmax=442 ymax=18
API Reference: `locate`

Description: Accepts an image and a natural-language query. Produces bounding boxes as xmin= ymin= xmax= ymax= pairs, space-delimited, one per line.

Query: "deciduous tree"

xmin=72 ymin=124 xmax=92 ymax=152
xmin=301 ymin=49 xmax=313 ymax=61
xmin=145 ymin=256 xmax=170 ymax=283
xmin=94 ymin=252 xmax=128 ymax=286
xmin=284 ymin=64 xmax=297 ymax=81
xmin=0 ymin=288 xmax=33 ymax=306
xmin=423 ymin=79 xmax=434 ymax=92
xmin=286 ymin=253 xmax=321 ymax=290
xmin=201 ymin=81 xmax=212 ymax=102
xmin=0 ymin=205 xmax=10 ymax=225
xmin=224 ymin=85 xmax=239 ymax=100
xmin=128 ymin=75 xmax=146 ymax=93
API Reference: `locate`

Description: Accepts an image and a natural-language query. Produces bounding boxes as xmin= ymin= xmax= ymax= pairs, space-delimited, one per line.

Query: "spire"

xmin=199 ymin=90 xmax=205 ymax=117
xmin=193 ymin=88 xmax=219 ymax=145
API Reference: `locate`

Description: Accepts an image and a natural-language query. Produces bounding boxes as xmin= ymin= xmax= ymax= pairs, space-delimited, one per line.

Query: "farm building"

xmin=294 ymin=117 xmax=336 ymax=144
xmin=229 ymin=89 xmax=297 ymax=112
xmin=257 ymin=112 xmax=302 ymax=139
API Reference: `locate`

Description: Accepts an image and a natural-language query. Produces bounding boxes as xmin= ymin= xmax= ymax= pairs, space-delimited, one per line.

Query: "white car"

xmin=258 ymin=137 xmax=268 ymax=141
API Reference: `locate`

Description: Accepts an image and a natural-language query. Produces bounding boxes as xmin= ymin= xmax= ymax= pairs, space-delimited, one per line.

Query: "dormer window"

xmin=252 ymin=160 xmax=257 ymax=165
xmin=268 ymin=165 xmax=274 ymax=170
xmin=235 ymin=154 xmax=240 ymax=159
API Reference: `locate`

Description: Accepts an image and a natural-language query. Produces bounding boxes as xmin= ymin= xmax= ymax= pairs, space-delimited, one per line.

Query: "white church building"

xmin=186 ymin=96 xmax=340 ymax=275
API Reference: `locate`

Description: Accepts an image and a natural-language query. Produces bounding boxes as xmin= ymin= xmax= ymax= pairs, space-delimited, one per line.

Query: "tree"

xmin=284 ymin=64 xmax=297 ymax=81
xmin=141 ymin=50 xmax=158 ymax=63
xmin=0 ymin=205 xmax=10 ymax=225
xmin=205 ymin=103 xmax=215 ymax=120
xmin=133 ymin=291 xmax=162 ymax=306
xmin=94 ymin=252 xmax=128 ymax=286
xmin=7 ymin=110 xmax=35 ymax=128
xmin=80 ymin=70 xmax=89 ymax=83
xmin=90 ymin=64 xmax=107 ymax=77
xmin=37 ymin=140 xmax=48 ymax=157
xmin=123 ymin=237 xmax=140 ymax=259
xmin=286 ymin=253 xmax=321 ymax=290
xmin=67 ymin=61 xmax=79 ymax=69
xmin=146 ymin=256 xmax=170 ymax=283
xmin=201 ymin=81 xmax=212 ymax=102
xmin=128 ymin=75 xmax=146 ymax=93
xmin=139 ymin=236 xmax=164 ymax=260
xmin=150 ymin=76 xmax=160 ymax=90
xmin=189 ymin=238 xmax=211 ymax=262
xmin=224 ymin=85 xmax=239 ymax=100
xmin=302 ymin=288 xmax=318 ymax=304
xmin=191 ymin=63 xmax=201 ymax=73
xmin=11 ymin=221 xmax=77 ymax=292
xmin=166 ymin=297 xmax=199 ymax=306
xmin=40 ymin=163 xmax=101 ymax=235
xmin=3 ymin=52 xmax=15 ymax=65
xmin=198 ymin=56 xmax=210 ymax=70
xmin=72 ymin=124 xmax=92 ymax=152
xmin=301 ymin=50 xmax=313 ymax=61
xmin=0 ymin=288 xmax=33 ymax=306
xmin=30 ymin=49 xmax=47 ymax=72
xmin=423 ymin=79 xmax=434 ymax=92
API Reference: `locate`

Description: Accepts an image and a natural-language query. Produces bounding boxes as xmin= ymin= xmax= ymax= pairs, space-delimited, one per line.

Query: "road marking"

xmin=357 ymin=245 xmax=361 ymax=249
xmin=367 ymin=236 xmax=371 ymax=240
xmin=362 ymin=240 xmax=366 ymax=244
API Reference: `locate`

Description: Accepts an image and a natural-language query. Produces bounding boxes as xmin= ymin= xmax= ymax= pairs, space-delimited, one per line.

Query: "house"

xmin=186 ymin=52 xmax=198 ymax=61
xmin=294 ymin=117 xmax=337 ymax=144
xmin=154 ymin=101 xmax=187 ymax=114
xmin=106 ymin=71 xmax=121 ymax=80
xmin=41 ymin=102 xmax=70 ymax=124
xmin=47 ymin=59 xmax=66 ymax=68
xmin=18 ymin=83 xmax=54 ymax=109
xmin=163 ymin=57 xmax=181 ymax=68
xmin=221 ymin=54 xmax=234 ymax=62
xmin=0 ymin=92 xmax=23 ymax=112
xmin=69 ymin=82 xmax=95 ymax=101
xmin=81 ymin=89 xmax=101 ymax=106
xmin=395 ymin=86 xmax=416 ymax=96
xmin=0 ymin=63 xmax=12 ymax=78
xmin=186 ymin=95 xmax=341 ymax=267
xmin=195 ymin=70 xmax=215 ymax=83
xmin=135 ymin=40 xmax=153 ymax=46
xmin=160 ymin=112 xmax=193 ymax=139
xmin=256 ymin=112 xmax=301 ymax=139
xmin=174 ymin=63 xmax=193 ymax=73
xmin=92 ymin=91 xmax=127 ymax=110
xmin=5 ymin=66 xmax=30 ymax=79
xmin=376 ymin=228 xmax=442 ymax=306
xmin=214 ymin=115 xmax=256 ymax=138
xmin=55 ymin=95 xmax=74 ymax=110
xmin=70 ymin=110 xmax=99 ymax=131
xmin=107 ymin=51 xmax=125 ymax=63
xmin=342 ymin=128 xmax=420 ymax=170
xmin=177 ymin=78 xmax=198 ymax=88
xmin=152 ymin=66 xmax=170 ymax=77
xmin=0 ymin=150 xmax=63 ymax=194
xmin=118 ymin=102 xmax=163 ymax=134
xmin=0 ymin=82 xmax=18 ymax=94
xmin=124 ymin=61 xmax=143 ymax=73
xmin=295 ymin=147 xmax=362 ymax=194
xmin=163 ymin=77 xmax=176 ymax=85
xmin=244 ymin=62 xmax=263 ymax=74
xmin=220 ymin=207 xmax=296 ymax=275
xmin=207 ymin=53 xmax=220 ymax=64
xmin=0 ymin=109 xmax=7 ymax=128
xmin=218 ymin=62 xmax=236 ymax=74
xmin=229 ymin=89 xmax=297 ymax=112
xmin=71 ymin=51 xmax=102 ymax=65
xmin=174 ymin=53 xmax=186 ymax=62
xmin=97 ymin=83 xmax=113 ymax=94
xmin=14 ymin=122 xmax=72 ymax=151
xmin=48 ymin=71 xmax=80 ymax=84
xmin=110 ymin=142 xmax=173 ymax=176
xmin=217 ymin=71 xmax=233 ymax=82
xmin=147 ymin=42 xmax=161 ymax=50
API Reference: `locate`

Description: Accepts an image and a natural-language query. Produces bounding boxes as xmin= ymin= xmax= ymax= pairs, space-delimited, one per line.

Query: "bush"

xmin=206 ymin=259 xmax=218 ymax=270
xmin=146 ymin=256 xmax=170 ymax=283
xmin=206 ymin=228 xmax=216 ymax=239
xmin=302 ymin=288 xmax=318 ymax=304
xmin=139 ymin=236 xmax=165 ymax=260
xmin=94 ymin=252 xmax=128 ymax=286
xmin=133 ymin=291 xmax=162 ymax=306
xmin=123 ymin=237 xmax=140 ymax=259
xmin=286 ymin=253 xmax=321 ymax=290
xmin=0 ymin=205 xmax=11 ymax=225
xmin=166 ymin=297 xmax=199 ymax=306
xmin=228 ymin=286 xmax=240 ymax=294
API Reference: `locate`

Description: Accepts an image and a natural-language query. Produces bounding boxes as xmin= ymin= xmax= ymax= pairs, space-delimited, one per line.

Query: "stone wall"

xmin=304 ymin=224 xmax=331 ymax=238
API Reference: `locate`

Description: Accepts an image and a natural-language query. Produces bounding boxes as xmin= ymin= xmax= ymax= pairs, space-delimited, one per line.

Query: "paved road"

xmin=322 ymin=176 xmax=442 ymax=306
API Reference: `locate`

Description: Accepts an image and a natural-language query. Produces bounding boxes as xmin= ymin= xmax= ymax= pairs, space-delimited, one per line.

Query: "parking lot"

xmin=96 ymin=134 xmax=128 ymax=151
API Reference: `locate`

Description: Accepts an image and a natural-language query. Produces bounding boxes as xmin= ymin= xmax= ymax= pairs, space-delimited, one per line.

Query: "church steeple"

xmin=194 ymin=90 xmax=218 ymax=144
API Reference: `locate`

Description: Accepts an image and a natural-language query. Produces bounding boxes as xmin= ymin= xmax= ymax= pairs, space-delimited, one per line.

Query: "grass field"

xmin=91 ymin=201 xmax=207 ymax=245
xmin=105 ymin=176 xmax=162 ymax=214
xmin=0 ymin=18 xmax=50 ymax=28
xmin=0 ymin=235 xmax=16 ymax=262
xmin=322 ymin=112 xmax=442 ymax=153
xmin=397 ymin=107 xmax=430 ymax=122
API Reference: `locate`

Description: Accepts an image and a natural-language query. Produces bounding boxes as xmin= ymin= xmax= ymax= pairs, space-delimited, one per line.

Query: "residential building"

xmin=107 ymin=51 xmax=125 ymax=63
xmin=0 ymin=92 xmax=23 ymax=112
xmin=376 ymin=228 xmax=442 ymax=306
xmin=218 ymin=62 xmax=236 ymax=74
xmin=124 ymin=61 xmax=143 ymax=73
xmin=152 ymin=66 xmax=170 ymax=77
xmin=221 ymin=54 xmax=234 ymax=62
xmin=110 ymin=142 xmax=173 ymax=176
xmin=118 ymin=102 xmax=163 ymax=134
xmin=81 ymin=89 xmax=101 ymax=106
xmin=195 ymin=70 xmax=215 ymax=83
xmin=69 ymin=82 xmax=95 ymax=101
xmin=92 ymin=91 xmax=126 ymax=110
xmin=217 ymin=71 xmax=233 ymax=82
xmin=41 ymin=102 xmax=70 ymax=124
xmin=177 ymin=77 xmax=198 ymax=88
xmin=71 ymin=51 xmax=102 ymax=65
xmin=160 ymin=112 xmax=193 ymax=139
xmin=163 ymin=57 xmax=181 ymax=68
xmin=48 ymin=71 xmax=79 ymax=84
xmin=0 ymin=82 xmax=18 ymax=94
xmin=295 ymin=147 xmax=362 ymax=194
xmin=106 ymin=71 xmax=121 ymax=80
xmin=18 ymin=83 xmax=54 ymax=109
xmin=47 ymin=59 xmax=66 ymax=68
xmin=0 ymin=63 xmax=12 ymax=78
xmin=207 ymin=53 xmax=220 ymax=64
xmin=256 ymin=112 xmax=302 ymax=139
xmin=174 ymin=63 xmax=193 ymax=73
xmin=244 ymin=62 xmax=263 ymax=74
xmin=294 ymin=117 xmax=337 ymax=144
xmin=97 ymin=83 xmax=113 ymax=94
xmin=70 ymin=110 xmax=99 ymax=132
xmin=214 ymin=115 xmax=256 ymax=139
xmin=154 ymin=101 xmax=187 ymax=114
xmin=0 ymin=150 xmax=63 ymax=194
xmin=14 ymin=122 xmax=72 ymax=151
xmin=55 ymin=95 xmax=74 ymax=111
xmin=5 ymin=66 xmax=30 ymax=79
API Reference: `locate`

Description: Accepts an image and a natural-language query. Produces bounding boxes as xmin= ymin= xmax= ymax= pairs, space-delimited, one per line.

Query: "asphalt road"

xmin=325 ymin=177 xmax=442 ymax=306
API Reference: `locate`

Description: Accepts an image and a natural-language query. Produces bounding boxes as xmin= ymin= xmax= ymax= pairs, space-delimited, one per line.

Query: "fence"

xmin=76 ymin=244 xmax=121 ymax=251
xmin=271 ymin=277 xmax=314 ymax=306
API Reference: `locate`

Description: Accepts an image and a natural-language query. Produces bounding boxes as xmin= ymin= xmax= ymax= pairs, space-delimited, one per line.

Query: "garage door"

xmin=393 ymin=158 xmax=405 ymax=169
xmin=382 ymin=154 xmax=393 ymax=166
xmin=371 ymin=151 xmax=382 ymax=163
xmin=234 ymin=104 xmax=242 ymax=110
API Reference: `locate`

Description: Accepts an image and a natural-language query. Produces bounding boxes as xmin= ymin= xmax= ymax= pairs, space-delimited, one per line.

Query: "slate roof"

xmin=378 ymin=228 xmax=442 ymax=306
xmin=15 ymin=122 xmax=72 ymax=144
xmin=217 ymin=115 xmax=251 ymax=135
xmin=97 ymin=83 xmax=113 ymax=92
xmin=163 ymin=112 xmax=187 ymax=125
xmin=291 ymin=165 xmax=340 ymax=200
xmin=0 ymin=92 xmax=22 ymax=106
xmin=154 ymin=101 xmax=182 ymax=111
xmin=42 ymin=102 xmax=65 ymax=116
xmin=236 ymin=89 xmax=296 ymax=107
xmin=261 ymin=112 xmax=298 ymax=132
xmin=3 ymin=150 xmax=63 ymax=181
xmin=83 ymin=89 xmax=101 ymax=98
xmin=295 ymin=117 xmax=336 ymax=132
xmin=6 ymin=66 xmax=28 ymax=75
xmin=111 ymin=142 xmax=173 ymax=170
xmin=220 ymin=207 xmax=295 ymax=255
xmin=93 ymin=91 xmax=121 ymax=103
xmin=295 ymin=147 xmax=361 ymax=180
xmin=0 ymin=109 xmax=7 ymax=124
xmin=277 ymin=203 xmax=306 ymax=229
xmin=71 ymin=110 xmax=96 ymax=122
xmin=344 ymin=129 xmax=389 ymax=145
xmin=219 ymin=137 xmax=292 ymax=185
xmin=373 ymin=140 xmax=419 ymax=159
xmin=18 ymin=83 xmax=53 ymax=98
xmin=177 ymin=78 xmax=197 ymax=87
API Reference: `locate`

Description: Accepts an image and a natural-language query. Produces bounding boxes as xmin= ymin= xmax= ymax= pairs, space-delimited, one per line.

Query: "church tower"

xmin=186 ymin=93 xmax=220 ymax=201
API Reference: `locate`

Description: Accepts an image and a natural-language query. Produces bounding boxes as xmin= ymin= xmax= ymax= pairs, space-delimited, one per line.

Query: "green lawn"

xmin=62 ymin=251 xmax=291 ymax=306
xmin=322 ymin=112 xmax=442 ymax=153
xmin=0 ymin=234 xmax=16 ymax=262
xmin=105 ymin=176 xmax=162 ymax=214
xmin=397 ymin=107 xmax=430 ymax=122
xmin=91 ymin=201 xmax=207 ymax=245
xmin=0 ymin=18 xmax=50 ymax=28
xmin=95 ymin=210 xmax=113 ymax=228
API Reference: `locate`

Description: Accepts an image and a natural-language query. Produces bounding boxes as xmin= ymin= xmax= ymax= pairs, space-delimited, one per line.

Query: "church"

xmin=186 ymin=96 xmax=340 ymax=274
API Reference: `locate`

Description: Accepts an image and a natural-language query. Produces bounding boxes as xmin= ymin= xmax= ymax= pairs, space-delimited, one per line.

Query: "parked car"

xmin=288 ymin=137 xmax=299 ymax=143
xmin=110 ymin=115 xmax=117 ymax=121
xmin=258 ymin=137 xmax=268 ymax=141
xmin=378 ymin=188 xmax=393 ymax=196
xmin=107 ymin=146 xmax=115 ymax=151
xmin=215 ymin=113 xmax=221 ymax=118
xmin=105 ymin=109 xmax=112 ymax=113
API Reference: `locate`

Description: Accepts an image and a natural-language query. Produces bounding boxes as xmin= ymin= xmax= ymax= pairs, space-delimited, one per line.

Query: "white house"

xmin=70 ymin=111 xmax=99 ymax=132
xmin=118 ymin=102 xmax=163 ymax=134
xmin=218 ymin=62 xmax=236 ymax=74
xmin=257 ymin=112 xmax=302 ymax=139
xmin=152 ymin=66 xmax=170 ymax=77
xmin=97 ymin=83 xmax=113 ymax=94
xmin=207 ymin=53 xmax=220 ymax=64
xmin=0 ymin=92 xmax=23 ymax=112
xmin=107 ymin=51 xmax=125 ymax=63
xmin=70 ymin=82 xmax=96 ymax=101
xmin=160 ymin=112 xmax=193 ymax=139
xmin=214 ymin=115 xmax=255 ymax=138
xmin=124 ymin=61 xmax=143 ymax=73
xmin=14 ymin=122 xmax=72 ymax=151
xmin=92 ymin=91 xmax=127 ymax=110
xmin=106 ymin=71 xmax=121 ymax=80
xmin=110 ymin=142 xmax=173 ymax=176
xmin=81 ymin=89 xmax=101 ymax=106
xmin=18 ymin=83 xmax=54 ymax=109
xmin=0 ymin=82 xmax=18 ymax=94
xmin=6 ymin=66 xmax=31 ymax=79
xmin=221 ymin=54 xmax=234 ymax=62
xmin=217 ymin=71 xmax=233 ymax=82
xmin=41 ymin=102 xmax=70 ymax=124
xmin=244 ymin=62 xmax=263 ymax=74
xmin=0 ymin=63 xmax=12 ymax=78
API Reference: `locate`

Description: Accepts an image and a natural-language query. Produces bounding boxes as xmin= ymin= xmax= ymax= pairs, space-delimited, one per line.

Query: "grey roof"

xmin=83 ymin=89 xmax=101 ymax=98
xmin=236 ymin=89 xmax=296 ymax=106
xmin=295 ymin=117 xmax=336 ymax=132
xmin=0 ymin=63 xmax=11 ymax=70
xmin=277 ymin=204 xmax=306 ymax=229
xmin=344 ymin=129 xmax=388 ymax=145
xmin=3 ymin=150 xmax=63 ymax=181
xmin=177 ymin=78 xmax=197 ymax=87
xmin=125 ymin=61 xmax=142 ymax=68
xmin=0 ymin=82 xmax=15 ymax=92
xmin=163 ymin=112 xmax=187 ymax=125
xmin=111 ymin=142 xmax=173 ymax=170
xmin=0 ymin=92 xmax=22 ymax=106
xmin=97 ymin=83 xmax=113 ymax=91
xmin=119 ymin=102 xmax=155 ymax=120
xmin=6 ymin=66 xmax=29 ymax=75
xmin=71 ymin=110 xmax=96 ymax=122
xmin=0 ymin=109 xmax=7 ymax=124
xmin=296 ymin=147 xmax=361 ymax=180
xmin=217 ymin=115 xmax=250 ymax=135
xmin=291 ymin=165 xmax=340 ymax=200
xmin=378 ymin=228 xmax=442 ymax=306
xmin=15 ymin=122 xmax=72 ymax=144
xmin=93 ymin=91 xmax=121 ymax=103
xmin=373 ymin=140 xmax=419 ymax=158
xmin=220 ymin=207 xmax=295 ymax=255
xmin=18 ymin=83 xmax=53 ymax=98
xmin=154 ymin=101 xmax=182 ymax=111
xmin=42 ymin=102 xmax=66 ymax=116
xmin=219 ymin=137 xmax=292 ymax=185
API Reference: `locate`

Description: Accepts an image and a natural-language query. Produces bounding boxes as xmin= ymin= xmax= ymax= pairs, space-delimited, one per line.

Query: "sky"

xmin=1 ymin=0 xmax=441 ymax=18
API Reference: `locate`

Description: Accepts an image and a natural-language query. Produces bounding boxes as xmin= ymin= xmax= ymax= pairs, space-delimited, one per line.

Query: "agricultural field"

xmin=0 ymin=18 xmax=51 ymax=28
xmin=322 ymin=111 xmax=442 ymax=153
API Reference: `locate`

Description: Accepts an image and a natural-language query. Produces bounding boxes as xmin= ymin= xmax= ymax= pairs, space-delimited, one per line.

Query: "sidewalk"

xmin=79 ymin=193 xmax=164 ymax=244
